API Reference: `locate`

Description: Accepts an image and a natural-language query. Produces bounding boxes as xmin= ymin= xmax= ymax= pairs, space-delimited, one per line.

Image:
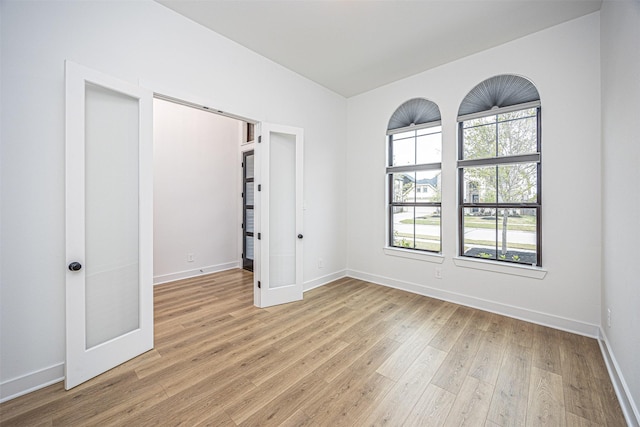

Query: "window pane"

xmin=497 ymin=208 xmax=537 ymax=264
xmin=245 ymin=153 xmax=254 ymax=179
xmin=246 ymin=208 xmax=254 ymax=233
xmin=463 ymin=166 xmax=496 ymax=203
xmin=497 ymin=114 xmax=537 ymax=157
xmin=463 ymin=115 xmax=496 ymax=128
xmin=392 ymin=206 xmax=415 ymax=249
xmin=416 ymin=170 xmax=441 ymax=203
xmin=462 ymin=207 xmax=497 ymax=260
xmin=497 ymin=163 xmax=537 ymax=203
xmin=392 ymin=172 xmax=415 ymax=203
xmin=416 ymin=131 xmax=441 ymax=164
xmin=392 ymin=130 xmax=415 ymax=140
xmin=415 ymin=206 xmax=440 ymax=252
xmin=391 ymin=134 xmax=415 ymax=166
xmin=463 ymin=122 xmax=496 ymax=160
xmin=246 ymin=182 xmax=254 ymax=206
xmin=498 ymin=108 xmax=536 ymax=122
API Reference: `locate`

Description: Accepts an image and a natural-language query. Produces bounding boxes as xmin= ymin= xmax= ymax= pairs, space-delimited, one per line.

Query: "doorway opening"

xmin=152 ymin=95 xmax=255 ymax=286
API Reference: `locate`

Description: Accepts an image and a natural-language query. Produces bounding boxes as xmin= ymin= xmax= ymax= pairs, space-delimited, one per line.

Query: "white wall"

xmin=153 ymin=99 xmax=242 ymax=284
xmin=0 ymin=0 xmax=347 ymax=400
xmin=601 ymin=0 xmax=640 ymax=423
xmin=347 ymin=13 xmax=602 ymax=334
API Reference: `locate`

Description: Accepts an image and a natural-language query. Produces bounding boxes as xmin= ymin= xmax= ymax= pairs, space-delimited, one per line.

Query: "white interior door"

xmin=65 ymin=61 xmax=153 ymax=389
xmin=254 ymin=123 xmax=304 ymax=308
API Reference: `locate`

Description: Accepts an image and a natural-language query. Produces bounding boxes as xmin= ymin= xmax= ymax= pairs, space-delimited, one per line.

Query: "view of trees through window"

xmin=459 ymin=107 xmax=541 ymax=265
xmin=388 ymin=126 xmax=442 ymax=252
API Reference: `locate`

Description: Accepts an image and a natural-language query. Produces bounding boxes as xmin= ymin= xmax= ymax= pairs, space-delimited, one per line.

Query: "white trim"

xmin=387 ymin=120 xmax=441 ymax=136
xmin=453 ymin=256 xmax=547 ymax=279
xmin=0 ymin=363 xmax=64 ymax=403
xmin=346 ymin=269 xmax=598 ymax=337
xmin=598 ymin=329 xmax=640 ymax=427
xmin=153 ymin=261 xmax=240 ymax=285
xmin=139 ymin=79 xmax=258 ymax=124
xmin=457 ymin=100 xmax=541 ymax=122
xmin=303 ymin=269 xmax=347 ymax=292
xmin=384 ymin=247 xmax=444 ymax=263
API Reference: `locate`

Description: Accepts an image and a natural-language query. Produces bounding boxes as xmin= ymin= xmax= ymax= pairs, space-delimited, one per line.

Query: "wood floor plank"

xmin=431 ymin=324 xmax=483 ymax=395
xmin=429 ymin=305 xmax=475 ymax=352
xmin=224 ymin=339 xmax=349 ymax=424
xmin=301 ymin=338 xmax=402 ymax=421
xmin=375 ymin=318 xmax=441 ymax=381
xmin=402 ymin=384 xmax=456 ymax=427
xmin=278 ymin=409 xmax=318 ymax=427
xmin=525 ymin=366 xmax=566 ymax=427
xmin=468 ymin=329 xmax=508 ymax=385
xmin=361 ymin=345 xmax=447 ymax=426
xmin=486 ymin=343 xmax=533 ymax=426
xmin=0 ymin=270 xmax=626 ymax=426
xmin=531 ymin=324 xmax=563 ymax=375
xmin=443 ymin=376 xmax=494 ymax=427
xmin=559 ymin=333 xmax=606 ymax=424
xmin=238 ymin=373 xmax=328 ymax=427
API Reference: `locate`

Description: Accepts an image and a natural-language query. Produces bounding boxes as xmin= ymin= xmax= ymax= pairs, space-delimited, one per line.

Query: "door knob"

xmin=297 ymin=234 xmax=303 ymax=239
xmin=68 ymin=262 xmax=82 ymax=271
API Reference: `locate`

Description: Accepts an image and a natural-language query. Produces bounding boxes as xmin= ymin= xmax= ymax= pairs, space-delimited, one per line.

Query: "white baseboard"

xmin=598 ymin=329 xmax=640 ymax=427
xmin=304 ymin=269 xmax=347 ymax=292
xmin=0 ymin=363 xmax=64 ymax=403
xmin=346 ymin=269 xmax=600 ymax=338
xmin=153 ymin=261 xmax=240 ymax=285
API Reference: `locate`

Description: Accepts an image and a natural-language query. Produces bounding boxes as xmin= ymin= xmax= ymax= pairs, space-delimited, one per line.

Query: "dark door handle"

xmin=297 ymin=234 xmax=303 ymax=239
xmin=68 ymin=262 xmax=82 ymax=271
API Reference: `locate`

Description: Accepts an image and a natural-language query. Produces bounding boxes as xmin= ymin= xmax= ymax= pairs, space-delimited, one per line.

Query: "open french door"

xmin=65 ymin=61 xmax=153 ymax=389
xmin=254 ymin=123 xmax=304 ymax=308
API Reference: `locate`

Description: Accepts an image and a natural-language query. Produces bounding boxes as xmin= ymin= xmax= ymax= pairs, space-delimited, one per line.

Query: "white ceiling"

xmin=156 ymin=0 xmax=601 ymax=98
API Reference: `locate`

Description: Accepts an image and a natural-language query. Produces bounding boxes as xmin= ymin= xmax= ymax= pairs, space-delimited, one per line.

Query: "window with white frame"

xmin=457 ymin=75 xmax=541 ymax=266
xmin=387 ymin=98 xmax=442 ymax=252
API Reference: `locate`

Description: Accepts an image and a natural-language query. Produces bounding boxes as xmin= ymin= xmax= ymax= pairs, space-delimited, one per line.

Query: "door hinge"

xmin=241 ymin=162 xmax=244 ymax=168
xmin=258 ymin=184 xmax=261 ymax=191
xmin=258 ymin=135 xmax=262 ymax=143
xmin=241 ymin=252 xmax=244 ymax=258
xmin=241 ymin=192 xmax=244 ymax=198
xmin=257 ymin=281 xmax=261 ymax=288
xmin=258 ymin=233 xmax=261 ymax=240
xmin=241 ymin=223 xmax=244 ymax=229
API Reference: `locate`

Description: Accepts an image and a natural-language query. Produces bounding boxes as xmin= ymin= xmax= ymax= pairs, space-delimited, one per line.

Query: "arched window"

xmin=387 ymin=98 xmax=442 ymax=253
xmin=457 ymin=75 xmax=541 ymax=266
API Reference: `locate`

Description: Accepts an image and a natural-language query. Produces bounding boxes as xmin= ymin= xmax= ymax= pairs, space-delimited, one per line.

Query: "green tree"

xmin=463 ymin=109 xmax=537 ymax=255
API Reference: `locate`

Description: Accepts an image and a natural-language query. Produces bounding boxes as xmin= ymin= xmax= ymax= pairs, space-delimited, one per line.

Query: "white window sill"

xmin=383 ymin=247 xmax=444 ymax=264
xmin=453 ymin=256 xmax=547 ymax=279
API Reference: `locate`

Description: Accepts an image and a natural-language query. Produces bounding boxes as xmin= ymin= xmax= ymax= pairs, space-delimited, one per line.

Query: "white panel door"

xmin=254 ymin=123 xmax=303 ymax=308
xmin=65 ymin=61 xmax=153 ymax=389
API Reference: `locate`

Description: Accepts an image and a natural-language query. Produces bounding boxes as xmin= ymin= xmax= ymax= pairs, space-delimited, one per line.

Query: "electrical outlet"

xmin=434 ymin=267 xmax=442 ymax=279
xmin=318 ymin=258 xmax=324 ymax=269
xmin=607 ymin=308 xmax=611 ymax=328
xmin=187 ymin=253 xmax=194 ymax=263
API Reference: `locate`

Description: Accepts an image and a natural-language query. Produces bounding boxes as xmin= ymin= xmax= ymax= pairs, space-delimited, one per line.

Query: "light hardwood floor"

xmin=0 ymin=269 xmax=626 ymax=426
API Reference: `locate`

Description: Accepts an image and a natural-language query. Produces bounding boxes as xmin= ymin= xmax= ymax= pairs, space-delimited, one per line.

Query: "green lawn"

xmin=401 ymin=214 xmax=536 ymax=232
xmin=394 ymin=231 xmax=535 ymax=251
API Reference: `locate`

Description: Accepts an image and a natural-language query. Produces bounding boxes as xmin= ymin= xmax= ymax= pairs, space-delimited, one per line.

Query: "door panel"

xmin=242 ymin=150 xmax=255 ymax=272
xmin=65 ymin=61 xmax=153 ymax=389
xmin=268 ymin=132 xmax=297 ymax=288
xmin=254 ymin=123 xmax=303 ymax=308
